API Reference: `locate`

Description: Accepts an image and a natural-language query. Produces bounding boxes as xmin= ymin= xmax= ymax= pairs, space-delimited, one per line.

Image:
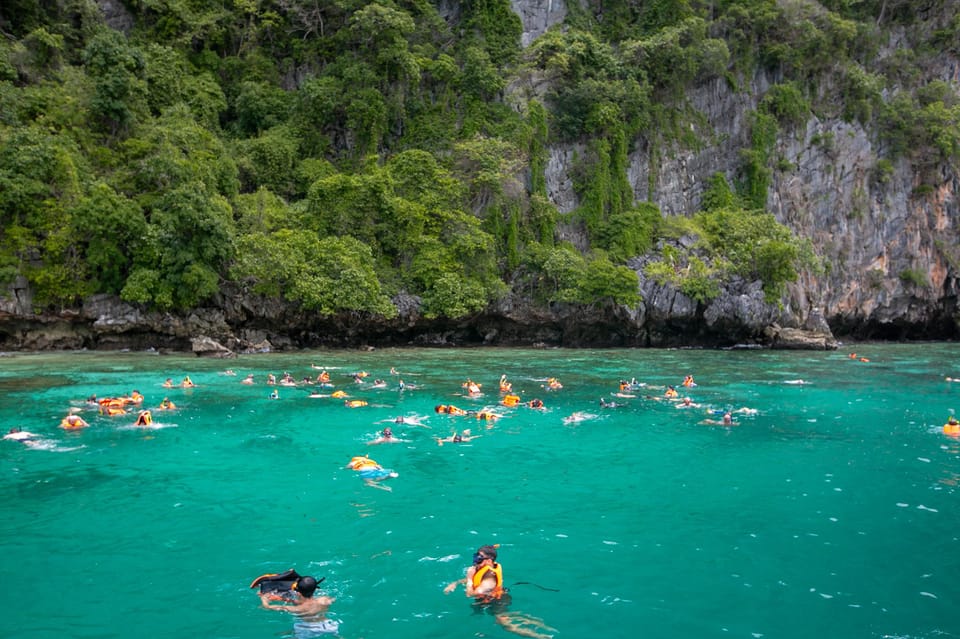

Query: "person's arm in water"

xmin=260 ymin=593 xmax=294 ymax=611
xmin=463 ymin=565 xmax=482 ymax=596
xmin=444 ymin=565 xmax=476 ymax=594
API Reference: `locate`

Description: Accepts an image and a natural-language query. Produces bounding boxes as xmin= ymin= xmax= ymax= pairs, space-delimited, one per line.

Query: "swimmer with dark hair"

xmin=255 ymin=572 xmax=338 ymax=635
xmin=436 ymin=429 xmax=481 ymax=446
xmin=369 ymin=427 xmax=408 ymax=445
xmin=5 ymin=427 xmax=40 ymax=446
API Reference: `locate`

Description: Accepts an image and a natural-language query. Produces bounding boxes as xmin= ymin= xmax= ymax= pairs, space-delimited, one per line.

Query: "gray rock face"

xmin=191 ymin=335 xmax=235 ymax=358
xmin=510 ymin=0 xmax=567 ymax=47
xmin=95 ymin=0 xmax=135 ymax=33
xmin=537 ymin=55 xmax=960 ymax=339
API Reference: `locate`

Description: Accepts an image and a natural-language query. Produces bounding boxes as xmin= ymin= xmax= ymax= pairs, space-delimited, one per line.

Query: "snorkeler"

xmin=346 ymin=455 xmax=398 ymax=490
xmin=436 ymin=430 xmax=481 ymax=446
xmin=368 ymin=427 xmax=402 ymax=445
xmin=5 ymin=427 xmax=41 ymax=446
xmin=444 ymin=545 xmax=555 ymax=639
xmin=257 ymin=574 xmax=338 ymax=636
xmin=60 ymin=411 xmax=89 ymax=430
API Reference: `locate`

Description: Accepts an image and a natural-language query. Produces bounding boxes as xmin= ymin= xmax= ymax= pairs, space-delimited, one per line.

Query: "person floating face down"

xmin=444 ymin=545 xmax=555 ymax=639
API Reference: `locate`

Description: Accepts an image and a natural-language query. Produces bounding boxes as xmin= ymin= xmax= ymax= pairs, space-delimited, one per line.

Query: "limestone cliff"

xmin=519 ymin=0 xmax=960 ymax=341
xmin=1 ymin=0 xmax=956 ymax=352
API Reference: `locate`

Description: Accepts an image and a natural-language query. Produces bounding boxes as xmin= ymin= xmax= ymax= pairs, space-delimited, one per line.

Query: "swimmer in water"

xmin=5 ymin=427 xmax=41 ymax=446
xmin=562 ymin=411 xmax=596 ymax=425
xmin=258 ymin=576 xmax=338 ymax=636
xmin=345 ymin=455 xmax=398 ymax=491
xmin=700 ymin=412 xmax=736 ymax=427
xmin=436 ymin=430 xmax=481 ymax=446
xmin=368 ymin=427 xmax=404 ymax=445
xmin=675 ymin=397 xmax=701 ymax=409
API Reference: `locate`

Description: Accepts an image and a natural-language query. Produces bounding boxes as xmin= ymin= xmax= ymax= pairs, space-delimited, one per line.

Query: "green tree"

xmin=82 ymin=29 xmax=146 ymax=136
xmin=72 ymin=182 xmax=146 ymax=294
xmin=233 ymin=230 xmax=396 ymax=316
xmin=574 ymin=253 xmax=641 ymax=306
xmin=122 ymin=182 xmax=236 ymax=309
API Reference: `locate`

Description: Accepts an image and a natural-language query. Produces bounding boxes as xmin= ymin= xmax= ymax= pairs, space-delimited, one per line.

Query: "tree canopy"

xmin=0 ymin=0 xmax=952 ymax=318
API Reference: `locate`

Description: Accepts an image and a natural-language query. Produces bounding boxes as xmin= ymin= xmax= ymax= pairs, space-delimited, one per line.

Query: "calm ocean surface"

xmin=1 ymin=345 xmax=958 ymax=639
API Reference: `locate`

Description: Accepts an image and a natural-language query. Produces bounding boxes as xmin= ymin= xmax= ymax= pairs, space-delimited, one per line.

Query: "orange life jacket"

xmin=472 ymin=563 xmax=504 ymax=598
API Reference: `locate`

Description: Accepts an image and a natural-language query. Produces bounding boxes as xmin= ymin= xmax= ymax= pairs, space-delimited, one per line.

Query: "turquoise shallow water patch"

xmin=1 ymin=345 xmax=958 ymax=639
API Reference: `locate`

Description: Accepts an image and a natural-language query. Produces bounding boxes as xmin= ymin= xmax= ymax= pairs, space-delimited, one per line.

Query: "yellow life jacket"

xmin=472 ymin=563 xmax=504 ymax=597
xmin=349 ymin=456 xmax=378 ymax=470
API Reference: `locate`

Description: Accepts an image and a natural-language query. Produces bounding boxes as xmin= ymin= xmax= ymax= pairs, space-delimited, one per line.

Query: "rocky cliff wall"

xmin=517 ymin=1 xmax=960 ymax=340
xmin=4 ymin=0 xmax=953 ymax=352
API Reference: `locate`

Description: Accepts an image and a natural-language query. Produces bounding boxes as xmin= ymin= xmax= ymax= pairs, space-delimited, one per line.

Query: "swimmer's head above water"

xmin=294 ymin=576 xmax=319 ymax=597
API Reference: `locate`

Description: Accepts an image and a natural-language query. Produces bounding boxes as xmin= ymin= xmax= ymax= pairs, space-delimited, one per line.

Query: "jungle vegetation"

xmin=1 ymin=0 xmax=957 ymax=317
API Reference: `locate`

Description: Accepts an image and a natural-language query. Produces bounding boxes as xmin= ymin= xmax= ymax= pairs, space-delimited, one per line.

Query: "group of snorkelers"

xmin=255 ymin=543 xmax=555 ymax=639
xmin=595 ymin=374 xmax=755 ymax=427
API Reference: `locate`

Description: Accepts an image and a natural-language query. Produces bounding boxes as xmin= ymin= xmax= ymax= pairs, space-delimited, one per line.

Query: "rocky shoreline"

xmin=0 ymin=283 xmax=840 ymax=355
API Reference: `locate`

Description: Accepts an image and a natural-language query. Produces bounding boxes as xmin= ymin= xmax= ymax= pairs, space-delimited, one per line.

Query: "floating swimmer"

xmin=98 ymin=398 xmax=126 ymax=416
xmin=242 ymin=374 xmax=255 ymax=384
xmin=463 ymin=379 xmax=483 ymax=396
xmin=157 ymin=397 xmax=176 ymax=410
xmin=675 ymin=397 xmax=701 ymax=409
xmin=944 ymin=416 xmax=960 ymax=436
xmin=60 ymin=411 xmax=89 ymax=430
xmin=346 ymin=455 xmax=398 ymax=490
xmin=384 ymin=414 xmax=428 ymax=427
xmin=345 ymin=399 xmax=368 ymax=408
xmin=682 ymin=375 xmax=697 ymax=388
xmin=700 ymin=412 xmax=736 ymax=427
xmin=435 ymin=404 xmax=468 ymax=416
xmin=501 ymin=394 xmax=521 ymax=407
xmin=499 ymin=375 xmax=512 ymax=393
xmin=526 ymin=398 xmax=545 ymax=409
xmin=543 ymin=377 xmax=563 ymax=390
xmin=4 ymin=427 xmax=41 ymax=446
xmin=134 ymin=410 xmax=153 ymax=427
xmin=436 ymin=429 xmax=480 ymax=446
xmin=562 ymin=411 xmax=596 ymax=425
xmin=368 ymin=427 xmax=406 ymax=445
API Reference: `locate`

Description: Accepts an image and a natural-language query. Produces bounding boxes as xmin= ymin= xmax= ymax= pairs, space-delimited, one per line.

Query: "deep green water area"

xmin=1 ymin=345 xmax=958 ymax=639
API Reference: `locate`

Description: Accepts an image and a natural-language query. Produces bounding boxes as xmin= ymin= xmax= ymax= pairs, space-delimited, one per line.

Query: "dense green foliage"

xmin=0 ymin=0 xmax=954 ymax=318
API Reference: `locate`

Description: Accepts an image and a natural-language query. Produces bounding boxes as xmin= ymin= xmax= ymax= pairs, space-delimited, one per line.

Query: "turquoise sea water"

xmin=1 ymin=345 xmax=958 ymax=639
